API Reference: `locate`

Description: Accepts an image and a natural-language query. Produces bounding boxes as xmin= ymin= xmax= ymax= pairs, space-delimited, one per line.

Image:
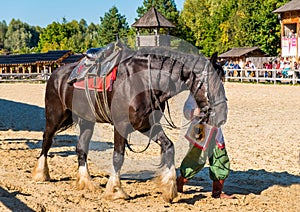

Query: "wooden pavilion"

xmin=273 ymin=0 xmax=300 ymax=59
xmin=0 ymin=50 xmax=82 ymax=75
xmin=131 ymin=7 xmax=175 ymax=48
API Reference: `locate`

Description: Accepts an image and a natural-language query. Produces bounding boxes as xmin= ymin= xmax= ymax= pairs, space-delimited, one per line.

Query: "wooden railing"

xmin=225 ymin=69 xmax=300 ymax=85
xmin=1 ymin=69 xmax=300 ymax=85
xmin=0 ymin=73 xmax=50 ymax=82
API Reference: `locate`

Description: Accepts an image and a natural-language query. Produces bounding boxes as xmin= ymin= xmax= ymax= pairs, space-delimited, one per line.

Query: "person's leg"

xmin=177 ymin=145 xmax=207 ymax=192
xmin=208 ymin=146 xmax=233 ymax=198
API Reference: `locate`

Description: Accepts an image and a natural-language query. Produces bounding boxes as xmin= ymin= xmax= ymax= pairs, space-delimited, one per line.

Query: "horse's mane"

xmin=135 ymin=46 xmax=206 ymax=65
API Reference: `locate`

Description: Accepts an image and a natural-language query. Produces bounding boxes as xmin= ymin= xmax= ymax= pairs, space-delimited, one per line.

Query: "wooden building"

xmin=273 ymin=0 xmax=300 ymax=59
xmin=0 ymin=50 xmax=82 ymax=75
xmin=132 ymin=7 xmax=175 ymax=48
xmin=219 ymin=47 xmax=269 ymax=68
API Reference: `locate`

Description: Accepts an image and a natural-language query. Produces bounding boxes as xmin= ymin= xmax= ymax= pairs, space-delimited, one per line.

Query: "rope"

xmin=84 ymin=75 xmax=104 ymax=122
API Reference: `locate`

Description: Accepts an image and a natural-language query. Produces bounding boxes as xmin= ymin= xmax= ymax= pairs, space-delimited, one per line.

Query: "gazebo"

xmin=273 ymin=0 xmax=300 ymax=59
xmin=131 ymin=7 xmax=175 ymax=48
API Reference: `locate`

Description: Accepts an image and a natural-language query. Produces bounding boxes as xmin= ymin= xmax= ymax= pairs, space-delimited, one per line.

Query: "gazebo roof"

xmin=273 ymin=0 xmax=300 ymax=13
xmin=132 ymin=7 xmax=175 ymax=28
xmin=219 ymin=47 xmax=268 ymax=58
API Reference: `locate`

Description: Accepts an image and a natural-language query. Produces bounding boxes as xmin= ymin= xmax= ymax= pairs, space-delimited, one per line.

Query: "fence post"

xmin=293 ymin=70 xmax=296 ymax=85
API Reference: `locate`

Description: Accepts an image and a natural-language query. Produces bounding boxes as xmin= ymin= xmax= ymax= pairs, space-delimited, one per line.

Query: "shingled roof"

xmin=0 ymin=50 xmax=71 ymax=66
xmin=132 ymin=7 xmax=175 ymax=28
xmin=273 ymin=0 xmax=300 ymax=13
xmin=219 ymin=47 xmax=268 ymax=58
xmin=61 ymin=54 xmax=84 ymax=64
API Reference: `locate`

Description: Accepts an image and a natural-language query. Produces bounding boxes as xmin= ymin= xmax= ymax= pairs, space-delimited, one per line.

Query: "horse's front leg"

xmin=152 ymin=127 xmax=177 ymax=203
xmin=76 ymin=118 xmax=96 ymax=190
xmin=103 ymin=126 xmax=129 ymax=200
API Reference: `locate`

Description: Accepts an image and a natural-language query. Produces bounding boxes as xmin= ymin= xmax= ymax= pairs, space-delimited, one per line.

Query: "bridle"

xmin=192 ymin=59 xmax=227 ymax=124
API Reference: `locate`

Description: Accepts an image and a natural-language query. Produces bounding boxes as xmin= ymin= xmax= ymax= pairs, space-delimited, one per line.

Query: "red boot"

xmin=212 ymin=180 xmax=234 ymax=199
xmin=176 ymin=176 xmax=188 ymax=193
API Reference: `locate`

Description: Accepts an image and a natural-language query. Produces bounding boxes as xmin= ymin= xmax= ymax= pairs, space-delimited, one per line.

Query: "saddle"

xmin=68 ymin=42 xmax=124 ymax=91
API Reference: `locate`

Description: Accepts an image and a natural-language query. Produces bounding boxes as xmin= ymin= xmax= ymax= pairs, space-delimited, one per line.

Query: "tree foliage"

xmin=37 ymin=18 xmax=99 ymax=53
xmin=0 ymin=1 xmax=292 ymax=56
xmin=180 ymin=0 xmax=290 ymax=56
xmin=98 ymin=6 xmax=129 ymax=46
xmin=4 ymin=19 xmax=39 ymax=53
xmin=0 ymin=20 xmax=8 ymax=49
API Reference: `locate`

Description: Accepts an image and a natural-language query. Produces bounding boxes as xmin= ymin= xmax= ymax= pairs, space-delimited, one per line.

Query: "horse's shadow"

xmin=183 ymin=167 xmax=300 ymax=195
xmin=0 ymin=186 xmax=35 ymax=212
xmin=0 ymin=99 xmax=45 ymax=131
xmin=25 ymin=135 xmax=114 ymax=156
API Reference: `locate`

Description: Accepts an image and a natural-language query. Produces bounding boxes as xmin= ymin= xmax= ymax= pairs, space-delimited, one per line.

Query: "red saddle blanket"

xmin=73 ymin=66 xmax=118 ymax=92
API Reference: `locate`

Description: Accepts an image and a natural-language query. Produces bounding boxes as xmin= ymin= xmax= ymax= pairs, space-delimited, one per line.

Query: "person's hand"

xmin=193 ymin=108 xmax=201 ymax=117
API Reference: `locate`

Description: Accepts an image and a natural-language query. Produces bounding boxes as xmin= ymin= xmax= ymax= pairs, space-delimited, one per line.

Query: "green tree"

xmin=4 ymin=19 xmax=39 ymax=53
xmin=98 ymin=6 xmax=129 ymax=46
xmin=37 ymin=18 xmax=98 ymax=53
xmin=0 ymin=20 xmax=8 ymax=50
xmin=180 ymin=0 xmax=290 ymax=56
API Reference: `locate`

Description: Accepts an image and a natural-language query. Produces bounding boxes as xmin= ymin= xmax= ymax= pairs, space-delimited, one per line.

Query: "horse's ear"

xmin=210 ymin=52 xmax=218 ymax=65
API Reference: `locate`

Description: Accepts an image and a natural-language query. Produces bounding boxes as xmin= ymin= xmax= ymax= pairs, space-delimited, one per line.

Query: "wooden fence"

xmin=225 ymin=69 xmax=300 ymax=85
xmin=1 ymin=69 xmax=300 ymax=85
xmin=0 ymin=73 xmax=50 ymax=82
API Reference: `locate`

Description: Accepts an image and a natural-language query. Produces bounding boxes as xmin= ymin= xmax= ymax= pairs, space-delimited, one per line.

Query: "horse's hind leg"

xmin=32 ymin=131 xmax=52 ymax=181
xmin=32 ymin=107 xmax=72 ymax=182
xmin=76 ymin=118 xmax=96 ymax=190
xmin=103 ymin=127 xmax=129 ymax=200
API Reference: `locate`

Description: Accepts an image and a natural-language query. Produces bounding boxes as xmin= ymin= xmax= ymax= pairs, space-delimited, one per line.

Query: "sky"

xmin=1 ymin=0 xmax=185 ymax=27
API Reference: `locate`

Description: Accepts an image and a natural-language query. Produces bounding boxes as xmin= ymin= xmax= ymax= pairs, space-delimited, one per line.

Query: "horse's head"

xmin=190 ymin=53 xmax=227 ymax=127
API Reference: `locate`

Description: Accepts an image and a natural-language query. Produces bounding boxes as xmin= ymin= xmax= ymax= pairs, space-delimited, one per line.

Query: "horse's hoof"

xmin=103 ymin=187 xmax=129 ymax=201
xmin=161 ymin=188 xmax=177 ymax=203
xmin=32 ymin=171 xmax=50 ymax=182
xmin=32 ymin=166 xmax=50 ymax=182
xmin=76 ymin=177 xmax=96 ymax=191
xmin=32 ymin=156 xmax=50 ymax=182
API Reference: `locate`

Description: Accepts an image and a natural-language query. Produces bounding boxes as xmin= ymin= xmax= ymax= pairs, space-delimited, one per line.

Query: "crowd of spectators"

xmin=262 ymin=57 xmax=300 ymax=78
xmin=224 ymin=57 xmax=300 ymax=79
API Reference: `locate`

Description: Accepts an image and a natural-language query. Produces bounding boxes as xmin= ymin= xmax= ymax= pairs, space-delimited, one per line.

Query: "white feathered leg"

xmin=103 ymin=149 xmax=129 ymax=200
xmin=76 ymin=162 xmax=96 ymax=190
xmin=32 ymin=155 xmax=50 ymax=182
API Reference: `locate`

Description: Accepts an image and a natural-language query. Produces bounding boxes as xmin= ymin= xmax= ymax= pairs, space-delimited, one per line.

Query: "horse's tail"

xmin=56 ymin=110 xmax=76 ymax=134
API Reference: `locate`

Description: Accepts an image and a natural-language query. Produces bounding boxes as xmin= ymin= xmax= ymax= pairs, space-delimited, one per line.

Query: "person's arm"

xmin=183 ymin=94 xmax=200 ymax=120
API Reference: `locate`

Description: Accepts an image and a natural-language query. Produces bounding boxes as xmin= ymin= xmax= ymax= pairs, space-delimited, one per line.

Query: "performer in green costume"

xmin=176 ymin=94 xmax=233 ymax=199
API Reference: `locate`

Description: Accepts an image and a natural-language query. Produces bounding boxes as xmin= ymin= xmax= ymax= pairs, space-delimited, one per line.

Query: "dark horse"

xmin=32 ymin=44 xmax=227 ymax=203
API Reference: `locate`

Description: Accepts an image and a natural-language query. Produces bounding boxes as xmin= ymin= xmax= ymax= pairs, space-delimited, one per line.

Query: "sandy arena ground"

xmin=0 ymin=82 xmax=299 ymax=211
